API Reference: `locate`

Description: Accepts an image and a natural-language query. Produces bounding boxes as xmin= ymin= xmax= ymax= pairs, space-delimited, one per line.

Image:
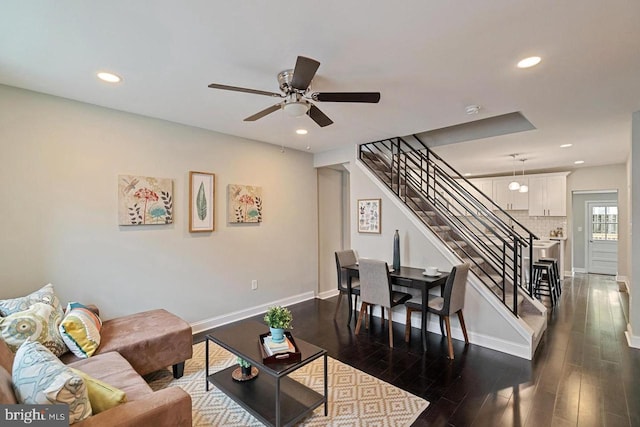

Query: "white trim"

xmin=190 ymin=291 xmax=316 ymax=335
xmin=616 ymin=275 xmax=630 ymax=292
xmin=625 ymin=324 xmax=640 ymax=349
xmin=573 ymin=267 xmax=587 ymax=274
xmin=317 ymin=289 xmax=340 ymax=300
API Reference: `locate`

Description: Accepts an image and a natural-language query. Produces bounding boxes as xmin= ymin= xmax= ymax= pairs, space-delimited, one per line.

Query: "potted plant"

xmin=264 ymin=306 xmax=293 ymax=343
xmin=237 ymin=357 xmax=252 ymax=377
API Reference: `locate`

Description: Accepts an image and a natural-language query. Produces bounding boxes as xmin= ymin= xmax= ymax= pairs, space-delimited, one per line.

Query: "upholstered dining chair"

xmin=355 ymin=259 xmax=412 ymax=348
xmin=334 ymin=250 xmax=361 ymax=320
xmin=404 ymin=263 xmax=470 ymax=359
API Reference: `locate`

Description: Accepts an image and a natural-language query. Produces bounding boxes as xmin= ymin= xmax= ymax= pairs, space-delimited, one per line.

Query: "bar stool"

xmin=532 ymin=262 xmax=557 ymax=306
xmin=538 ymin=258 xmax=561 ymax=299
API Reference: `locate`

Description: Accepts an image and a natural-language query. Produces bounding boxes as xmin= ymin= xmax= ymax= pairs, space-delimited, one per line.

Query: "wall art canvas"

xmin=228 ymin=184 xmax=262 ymax=223
xmin=189 ymin=171 xmax=215 ymax=232
xmin=358 ymin=198 xmax=381 ymax=233
xmin=118 ymin=175 xmax=173 ymax=225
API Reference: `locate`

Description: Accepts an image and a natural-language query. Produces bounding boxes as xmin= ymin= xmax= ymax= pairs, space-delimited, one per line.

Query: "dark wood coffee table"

xmin=205 ymin=320 xmax=327 ymax=427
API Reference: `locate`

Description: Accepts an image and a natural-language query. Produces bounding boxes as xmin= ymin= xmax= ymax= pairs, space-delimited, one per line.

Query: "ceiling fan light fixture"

xmin=283 ymin=101 xmax=309 ymax=117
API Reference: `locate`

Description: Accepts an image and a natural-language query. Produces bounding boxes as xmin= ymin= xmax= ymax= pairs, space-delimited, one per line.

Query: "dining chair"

xmin=355 ymin=259 xmax=412 ymax=348
xmin=334 ymin=250 xmax=361 ymax=320
xmin=404 ymin=263 xmax=470 ymax=359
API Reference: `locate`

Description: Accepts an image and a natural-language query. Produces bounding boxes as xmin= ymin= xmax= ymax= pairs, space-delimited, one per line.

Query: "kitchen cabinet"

xmin=528 ymin=174 xmax=567 ymax=216
xmin=447 ymin=178 xmax=494 ymax=216
xmin=492 ymin=177 xmax=529 ymax=211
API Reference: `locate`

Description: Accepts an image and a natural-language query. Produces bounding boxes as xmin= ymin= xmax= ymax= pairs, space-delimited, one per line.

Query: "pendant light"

xmin=508 ymin=154 xmax=520 ymax=191
xmin=519 ymin=159 xmax=529 ymax=193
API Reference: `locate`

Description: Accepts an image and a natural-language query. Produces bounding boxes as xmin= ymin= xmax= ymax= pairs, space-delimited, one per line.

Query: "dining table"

xmin=342 ymin=264 xmax=450 ymax=351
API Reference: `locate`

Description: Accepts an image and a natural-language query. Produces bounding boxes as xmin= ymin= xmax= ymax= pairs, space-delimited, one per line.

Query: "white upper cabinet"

xmin=528 ymin=174 xmax=567 ymax=216
xmin=492 ymin=177 xmax=529 ymax=210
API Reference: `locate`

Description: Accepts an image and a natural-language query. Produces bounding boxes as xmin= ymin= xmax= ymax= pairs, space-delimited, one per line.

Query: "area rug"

xmin=146 ymin=342 xmax=429 ymax=426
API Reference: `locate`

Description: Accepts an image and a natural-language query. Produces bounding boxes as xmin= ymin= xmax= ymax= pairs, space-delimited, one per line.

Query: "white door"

xmin=587 ymin=202 xmax=618 ymax=275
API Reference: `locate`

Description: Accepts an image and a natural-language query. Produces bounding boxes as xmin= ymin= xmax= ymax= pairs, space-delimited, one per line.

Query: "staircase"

xmin=359 ymin=135 xmax=547 ymax=349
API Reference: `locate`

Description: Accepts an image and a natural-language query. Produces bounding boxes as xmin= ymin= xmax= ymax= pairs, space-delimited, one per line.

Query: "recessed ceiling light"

xmin=97 ymin=72 xmax=122 ymax=83
xmin=574 ymin=160 xmax=585 ymax=164
xmin=296 ymin=129 xmax=308 ymax=135
xmin=517 ymin=56 xmax=541 ymax=69
xmin=464 ymin=173 xmax=472 ymax=176
xmin=560 ymin=144 xmax=573 ymax=148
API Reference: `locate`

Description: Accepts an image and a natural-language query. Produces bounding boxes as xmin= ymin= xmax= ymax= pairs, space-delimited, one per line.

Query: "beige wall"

xmin=0 ymin=85 xmax=318 ymax=322
xmin=566 ymin=164 xmax=628 ymax=277
xmin=317 ymin=168 xmax=344 ymax=295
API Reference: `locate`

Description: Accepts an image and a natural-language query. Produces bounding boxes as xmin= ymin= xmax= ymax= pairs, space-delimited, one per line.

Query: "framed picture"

xmin=228 ymin=184 xmax=263 ymax=223
xmin=358 ymin=198 xmax=381 ymax=233
xmin=118 ymin=175 xmax=173 ymax=226
xmin=189 ymin=171 xmax=215 ymax=232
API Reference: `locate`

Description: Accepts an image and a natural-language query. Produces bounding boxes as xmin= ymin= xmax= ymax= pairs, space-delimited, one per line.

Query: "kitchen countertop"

xmin=533 ymin=240 xmax=559 ymax=249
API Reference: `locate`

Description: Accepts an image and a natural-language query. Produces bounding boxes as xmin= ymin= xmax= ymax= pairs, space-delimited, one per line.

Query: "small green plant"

xmin=237 ymin=357 xmax=251 ymax=368
xmin=263 ymin=306 xmax=293 ymax=329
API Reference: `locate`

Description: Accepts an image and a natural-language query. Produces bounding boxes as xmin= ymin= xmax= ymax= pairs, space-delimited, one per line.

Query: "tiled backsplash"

xmin=507 ymin=211 xmax=567 ymax=239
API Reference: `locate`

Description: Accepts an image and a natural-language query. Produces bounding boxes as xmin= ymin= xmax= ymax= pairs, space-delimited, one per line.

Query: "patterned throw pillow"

xmin=0 ymin=283 xmax=64 ymax=318
xmin=13 ymin=340 xmax=92 ymax=423
xmin=0 ymin=302 xmax=67 ymax=356
xmin=60 ymin=302 xmax=102 ymax=358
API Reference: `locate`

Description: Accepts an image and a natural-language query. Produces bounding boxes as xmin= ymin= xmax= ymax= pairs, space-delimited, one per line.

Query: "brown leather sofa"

xmin=0 ymin=309 xmax=193 ymax=426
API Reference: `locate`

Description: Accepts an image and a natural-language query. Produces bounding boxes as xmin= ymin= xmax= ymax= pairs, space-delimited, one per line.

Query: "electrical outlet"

xmin=251 ymin=280 xmax=258 ymax=290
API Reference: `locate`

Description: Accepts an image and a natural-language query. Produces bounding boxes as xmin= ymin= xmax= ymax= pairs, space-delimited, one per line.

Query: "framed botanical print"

xmin=358 ymin=198 xmax=381 ymax=233
xmin=189 ymin=171 xmax=215 ymax=232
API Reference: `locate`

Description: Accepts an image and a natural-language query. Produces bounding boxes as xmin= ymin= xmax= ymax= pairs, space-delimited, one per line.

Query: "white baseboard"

xmin=190 ymin=291 xmax=316 ymax=335
xmin=573 ymin=268 xmax=586 ymax=274
xmin=625 ymin=324 xmax=640 ymax=349
xmin=317 ymin=289 xmax=339 ymax=300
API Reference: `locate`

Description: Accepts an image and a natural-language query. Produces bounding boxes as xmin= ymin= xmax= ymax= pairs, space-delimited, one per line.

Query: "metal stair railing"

xmin=359 ymin=136 xmax=538 ymax=316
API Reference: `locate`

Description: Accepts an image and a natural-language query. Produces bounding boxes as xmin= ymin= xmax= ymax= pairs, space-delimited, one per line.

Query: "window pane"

xmin=607 ymin=224 xmax=618 ymax=240
xmin=607 ymin=206 xmax=618 ymax=216
xmin=592 ymin=224 xmax=606 ymax=240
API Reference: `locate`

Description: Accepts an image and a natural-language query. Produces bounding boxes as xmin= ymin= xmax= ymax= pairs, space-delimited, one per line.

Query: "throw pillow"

xmin=60 ymin=302 xmax=102 ymax=358
xmin=13 ymin=340 xmax=92 ymax=424
xmin=70 ymin=368 xmax=127 ymax=414
xmin=0 ymin=302 xmax=67 ymax=356
xmin=0 ymin=283 xmax=64 ymax=318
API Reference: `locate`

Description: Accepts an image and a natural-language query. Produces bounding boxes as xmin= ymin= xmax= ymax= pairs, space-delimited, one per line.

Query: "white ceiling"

xmin=1 ymin=1 xmax=639 ymax=176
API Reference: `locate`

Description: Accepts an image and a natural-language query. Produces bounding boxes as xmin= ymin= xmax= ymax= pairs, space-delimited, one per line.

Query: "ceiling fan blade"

xmin=307 ymin=104 xmax=333 ymax=127
xmin=244 ymin=103 xmax=282 ymax=121
xmin=311 ymin=92 xmax=381 ymax=103
xmin=208 ymin=83 xmax=283 ymax=98
xmin=290 ymin=56 xmax=320 ymax=91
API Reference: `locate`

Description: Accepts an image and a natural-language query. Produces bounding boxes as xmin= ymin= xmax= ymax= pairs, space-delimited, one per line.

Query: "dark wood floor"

xmin=205 ymin=274 xmax=640 ymax=426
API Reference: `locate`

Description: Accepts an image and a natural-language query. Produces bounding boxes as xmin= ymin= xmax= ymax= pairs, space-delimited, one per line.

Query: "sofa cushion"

xmin=0 ymin=283 xmax=64 ymax=318
xmin=0 ymin=366 xmax=16 ymax=404
xmin=60 ymin=302 xmax=102 ymax=358
xmin=70 ymin=367 xmax=127 ymax=414
xmin=13 ymin=340 xmax=92 ymax=424
xmin=68 ymin=351 xmax=152 ymax=402
xmin=0 ymin=302 xmax=67 ymax=356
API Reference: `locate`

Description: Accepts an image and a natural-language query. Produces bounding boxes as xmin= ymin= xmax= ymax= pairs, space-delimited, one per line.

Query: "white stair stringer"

xmin=357 ymin=160 xmax=547 ymax=359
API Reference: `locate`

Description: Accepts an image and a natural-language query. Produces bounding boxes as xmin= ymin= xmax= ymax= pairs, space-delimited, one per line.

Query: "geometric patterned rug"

xmin=146 ymin=342 xmax=429 ymax=426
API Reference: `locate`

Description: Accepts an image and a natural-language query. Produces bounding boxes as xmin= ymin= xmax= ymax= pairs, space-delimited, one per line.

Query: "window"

xmin=591 ymin=206 xmax=618 ymax=241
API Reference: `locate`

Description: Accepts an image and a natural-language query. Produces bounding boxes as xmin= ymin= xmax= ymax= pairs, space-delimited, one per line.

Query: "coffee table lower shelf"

xmin=207 ymin=365 xmax=325 ymax=427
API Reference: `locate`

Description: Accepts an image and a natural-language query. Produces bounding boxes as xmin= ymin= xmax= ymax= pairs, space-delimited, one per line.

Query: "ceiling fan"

xmin=208 ymin=56 xmax=380 ymax=127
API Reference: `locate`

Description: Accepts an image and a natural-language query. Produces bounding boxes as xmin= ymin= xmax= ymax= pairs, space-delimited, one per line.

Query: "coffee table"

xmin=205 ymin=320 xmax=327 ymax=427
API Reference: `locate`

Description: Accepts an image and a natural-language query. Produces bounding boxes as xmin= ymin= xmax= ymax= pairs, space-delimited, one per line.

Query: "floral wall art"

xmin=228 ymin=184 xmax=262 ymax=223
xmin=118 ymin=175 xmax=173 ymax=225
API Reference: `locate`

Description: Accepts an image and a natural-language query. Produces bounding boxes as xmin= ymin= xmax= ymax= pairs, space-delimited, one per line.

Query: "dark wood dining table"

xmin=342 ymin=264 xmax=450 ymax=351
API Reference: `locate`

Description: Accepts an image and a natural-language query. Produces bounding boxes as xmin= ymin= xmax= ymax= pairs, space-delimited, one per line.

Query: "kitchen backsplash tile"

xmin=507 ymin=211 xmax=567 ymax=238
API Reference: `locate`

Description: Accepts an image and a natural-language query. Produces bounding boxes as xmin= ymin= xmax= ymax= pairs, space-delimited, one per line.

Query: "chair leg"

xmin=355 ymin=303 xmax=368 ymax=335
xmin=405 ymin=307 xmax=412 ymax=342
xmin=457 ymin=310 xmax=469 ymax=344
xmin=444 ymin=316 xmax=454 ymax=359
xmin=439 ymin=317 xmax=445 ymax=336
xmin=333 ymin=292 xmax=343 ymax=320
xmin=381 ymin=306 xmax=385 ymax=327
xmin=387 ymin=308 xmax=394 ymax=348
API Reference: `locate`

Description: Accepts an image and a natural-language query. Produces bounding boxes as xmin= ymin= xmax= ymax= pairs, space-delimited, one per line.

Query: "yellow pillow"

xmin=60 ymin=302 xmax=102 ymax=358
xmin=70 ymin=368 xmax=127 ymax=414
